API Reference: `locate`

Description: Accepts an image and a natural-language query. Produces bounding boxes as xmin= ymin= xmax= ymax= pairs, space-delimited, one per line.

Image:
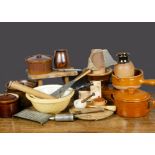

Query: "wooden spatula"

xmin=51 ymin=69 xmax=91 ymax=98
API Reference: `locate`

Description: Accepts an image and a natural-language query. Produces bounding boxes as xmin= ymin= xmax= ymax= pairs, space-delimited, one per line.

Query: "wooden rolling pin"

xmin=7 ymin=81 xmax=56 ymax=99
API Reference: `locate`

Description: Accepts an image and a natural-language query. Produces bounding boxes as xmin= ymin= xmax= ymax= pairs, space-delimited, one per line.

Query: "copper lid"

xmin=26 ymin=54 xmax=52 ymax=63
xmin=0 ymin=93 xmax=19 ymax=104
xmin=114 ymin=88 xmax=150 ymax=102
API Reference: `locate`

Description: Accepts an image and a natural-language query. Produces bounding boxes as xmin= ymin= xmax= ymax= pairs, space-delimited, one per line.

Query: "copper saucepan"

xmin=112 ymin=69 xmax=155 ymax=89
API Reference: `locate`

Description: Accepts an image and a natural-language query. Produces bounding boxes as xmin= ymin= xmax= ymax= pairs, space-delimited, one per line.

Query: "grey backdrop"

xmin=0 ymin=23 xmax=155 ymax=92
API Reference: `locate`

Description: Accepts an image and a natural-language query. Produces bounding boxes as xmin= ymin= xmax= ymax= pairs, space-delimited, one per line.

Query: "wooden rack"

xmin=27 ymin=70 xmax=78 ymax=85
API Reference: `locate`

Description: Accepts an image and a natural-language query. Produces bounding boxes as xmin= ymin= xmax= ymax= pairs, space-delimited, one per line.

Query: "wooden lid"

xmin=26 ymin=54 xmax=52 ymax=63
xmin=0 ymin=93 xmax=19 ymax=104
xmin=114 ymin=89 xmax=150 ymax=102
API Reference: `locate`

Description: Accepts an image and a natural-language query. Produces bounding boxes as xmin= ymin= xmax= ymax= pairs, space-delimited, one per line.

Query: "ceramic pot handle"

xmin=140 ymin=79 xmax=155 ymax=86
xmin=148 ymin=98 xmax=155 ymax=110
xmin=111 ymin=93 xmax=115 ymax=103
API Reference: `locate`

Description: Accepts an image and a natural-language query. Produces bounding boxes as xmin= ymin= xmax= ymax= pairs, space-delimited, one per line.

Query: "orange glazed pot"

xmin=112 ymin=69 xmax=155 ymax=89
xmin=112 ymin=88 xmax=155 ymax=118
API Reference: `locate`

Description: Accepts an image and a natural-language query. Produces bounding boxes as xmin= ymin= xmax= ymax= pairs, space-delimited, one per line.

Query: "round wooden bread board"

xmin=75 ymin=110 xmax=114 ymax=121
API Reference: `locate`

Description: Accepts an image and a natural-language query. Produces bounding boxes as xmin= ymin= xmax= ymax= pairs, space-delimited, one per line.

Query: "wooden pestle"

xmin=7 ymin=81 xmax=56 ymax=99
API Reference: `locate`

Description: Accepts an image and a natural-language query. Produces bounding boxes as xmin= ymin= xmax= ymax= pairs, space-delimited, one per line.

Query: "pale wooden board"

xmin=27 ymin=71 xmax=78 ymax=80
xmin=75 ymin=110 xmax=114 ymax=121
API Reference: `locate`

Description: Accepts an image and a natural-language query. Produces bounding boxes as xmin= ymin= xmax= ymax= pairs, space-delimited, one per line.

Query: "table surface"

xmin=1 ymin=109 xmax=155 ymax=133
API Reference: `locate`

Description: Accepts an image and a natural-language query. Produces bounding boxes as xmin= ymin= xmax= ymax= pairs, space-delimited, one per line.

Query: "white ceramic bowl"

xmin=26 ymin=84 xmax=74 ymax=114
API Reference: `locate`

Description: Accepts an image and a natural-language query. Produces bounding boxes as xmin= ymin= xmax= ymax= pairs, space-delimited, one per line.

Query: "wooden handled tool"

xmin=7 ymin=81 xmax=56 ymax=99
xmin=70 ymin=105 xmax=116 ymax=114
xmin=51 ymin=69 xmax=91 ymax=98
xmin=81 ymin=93 xmax=95 ymax=103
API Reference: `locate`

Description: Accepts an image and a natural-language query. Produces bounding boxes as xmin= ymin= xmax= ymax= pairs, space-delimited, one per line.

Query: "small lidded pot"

xmin=26 ymin=54 xmax=52 ymax=75
xmin=112 ymin=88 xmax=153 ymax=118
xmin=0 ymin=93 xmax=19 ymax=118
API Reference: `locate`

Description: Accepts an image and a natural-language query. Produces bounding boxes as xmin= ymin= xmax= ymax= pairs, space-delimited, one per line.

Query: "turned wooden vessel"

xmin=26 ymin=54 xmax=52 ymax=75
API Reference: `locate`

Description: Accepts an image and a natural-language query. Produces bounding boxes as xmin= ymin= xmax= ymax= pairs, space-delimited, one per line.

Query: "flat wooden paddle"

xmin=51 ymin=69 xmax=91 ymax=98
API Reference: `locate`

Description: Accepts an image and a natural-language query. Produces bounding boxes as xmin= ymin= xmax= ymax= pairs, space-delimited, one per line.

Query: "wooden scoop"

xmin=7 ymin=81 xmax=56 ymax=99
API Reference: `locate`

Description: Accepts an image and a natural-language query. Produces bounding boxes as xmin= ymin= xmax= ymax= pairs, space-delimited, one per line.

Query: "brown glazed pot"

xmin=112 ymin=69 xmax=155 ymax=89
xmin=26 ymin=54 xmax=52 ymax=75
xmin=112 ymin=88 xmax=155 ymax=118
xmin=0 ymin=93 xmax=19 ymax=118
xmin=54 ymin=49 xmax=70 ymax=69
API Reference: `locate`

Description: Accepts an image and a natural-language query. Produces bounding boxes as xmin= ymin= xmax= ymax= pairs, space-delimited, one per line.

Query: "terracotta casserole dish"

xmin=112 ymin=88 xmax=155 ymax=118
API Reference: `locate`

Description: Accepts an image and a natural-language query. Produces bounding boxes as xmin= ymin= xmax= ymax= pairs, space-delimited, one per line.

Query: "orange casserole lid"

xmin=114 ymin=88 xmax=150 ymax=102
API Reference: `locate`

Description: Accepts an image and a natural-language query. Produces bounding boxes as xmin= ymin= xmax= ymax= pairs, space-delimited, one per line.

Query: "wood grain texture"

xmin=1 ymin=110 xmax=155 ymax=133
xmin=28 ymin=71 xmax=78 ymax=80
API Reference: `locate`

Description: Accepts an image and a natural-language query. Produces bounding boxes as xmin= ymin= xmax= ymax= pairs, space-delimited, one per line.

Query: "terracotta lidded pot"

xmin=54 ymin=49 xmax=70 ymax=69
xmin=26 ymin=54 xmax=52 ymax=75
xmin=112 ymin=88 xmax=154 ymax=118
xmin=114 ymin=52 xmax=135 ymax=78
xmin=0 ymin=93 xmax=19 ymax=118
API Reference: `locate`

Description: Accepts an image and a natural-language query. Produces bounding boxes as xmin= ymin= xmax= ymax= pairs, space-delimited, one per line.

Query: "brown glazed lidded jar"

xmin=26 ymin=54 xmax=52 ymax=75
xmin=54 ymin=49 xmax=70 ymax=69
xmin=0 ymin=93 xmax=19 ymax=118
xmin=113 ymin=88 xmax=152 ymax=118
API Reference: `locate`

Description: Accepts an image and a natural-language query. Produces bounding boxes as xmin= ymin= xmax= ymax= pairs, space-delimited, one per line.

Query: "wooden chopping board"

xmin=75 ymin=110 xmax=114 ymax=121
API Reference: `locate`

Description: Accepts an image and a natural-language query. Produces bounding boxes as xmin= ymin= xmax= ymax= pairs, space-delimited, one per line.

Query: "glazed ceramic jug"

xmin=114 ymin=52 xmax=135 ymax=78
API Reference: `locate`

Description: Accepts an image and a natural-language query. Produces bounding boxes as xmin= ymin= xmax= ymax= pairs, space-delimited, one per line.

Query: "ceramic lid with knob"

xmin=0 ymin=93 xmax=19 ymax=104
xmin=26 ymin=54 xmax=52 ymax=63
xmin=114 ymin=88 xmax=150 ymax=102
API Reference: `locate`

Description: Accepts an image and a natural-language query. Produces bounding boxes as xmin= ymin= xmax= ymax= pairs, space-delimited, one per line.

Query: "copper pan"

xmin=112 ymin=69 xmax=155 ymax=89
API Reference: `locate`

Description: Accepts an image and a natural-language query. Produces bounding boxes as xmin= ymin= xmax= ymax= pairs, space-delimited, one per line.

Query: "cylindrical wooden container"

xmin=0 ymin=93 xmax=19 ymax=118
xmin=26 ymin=54 xmax=52 ymax=75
